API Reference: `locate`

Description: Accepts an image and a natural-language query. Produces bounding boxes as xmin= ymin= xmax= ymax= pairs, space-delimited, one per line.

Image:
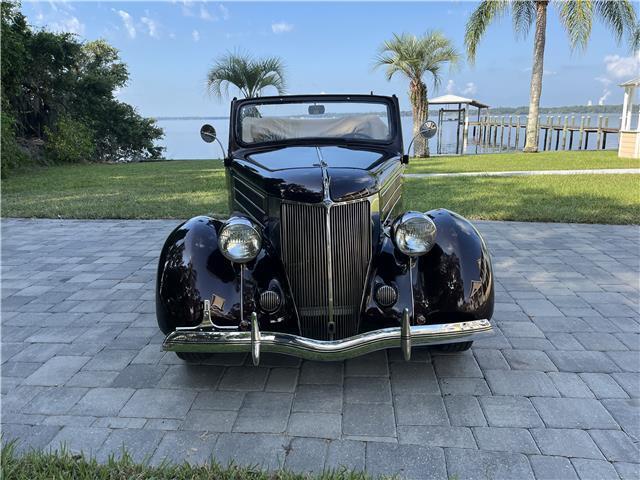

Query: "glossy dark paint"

xmin=156 ymin=94 xmax=494 ymax=341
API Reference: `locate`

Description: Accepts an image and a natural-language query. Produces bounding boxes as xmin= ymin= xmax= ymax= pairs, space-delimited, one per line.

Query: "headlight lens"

xmin=218 ymin=217 xmax=262 ymax=263
xmin=393 ymin=212 xmax=437 ymax=256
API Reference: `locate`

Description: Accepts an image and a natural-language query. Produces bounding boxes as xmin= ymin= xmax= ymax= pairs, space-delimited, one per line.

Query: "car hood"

xmin=231 ymin=146 xmax=401 ymax=203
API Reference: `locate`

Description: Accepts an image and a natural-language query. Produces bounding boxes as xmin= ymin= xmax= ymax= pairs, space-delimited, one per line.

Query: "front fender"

xmin=156 ymin=216 xmax=298 ymax=335
xmin=156 ymin=216 xmax=237 ymax=334
xmin=417 ymin=209 xmax=494 ymax=321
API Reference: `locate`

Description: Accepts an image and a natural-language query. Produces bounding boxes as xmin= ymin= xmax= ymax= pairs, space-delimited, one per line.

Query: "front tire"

xmin=435 ymin=341 xmax=473 ymax=352
xmin=175 ymin=352 xmax=213 ymax=363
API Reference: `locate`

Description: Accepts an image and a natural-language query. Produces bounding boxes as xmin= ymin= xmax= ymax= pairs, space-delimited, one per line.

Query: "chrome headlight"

xmin=218 ymin=217 xmax=262 ymax=263
xmin=393 ymin=212 xmax=437 ymax=256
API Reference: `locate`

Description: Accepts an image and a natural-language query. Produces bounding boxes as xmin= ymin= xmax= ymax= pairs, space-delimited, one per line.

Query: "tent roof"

xmin=619 ymin=77 xmax=640 ymax=87
xmin=429 ymin=94 xmax=489 ymax=109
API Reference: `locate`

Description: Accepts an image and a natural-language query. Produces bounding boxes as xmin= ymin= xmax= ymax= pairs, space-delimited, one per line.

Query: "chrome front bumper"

xmin=162 ymin=309 xmax=493 ymax=365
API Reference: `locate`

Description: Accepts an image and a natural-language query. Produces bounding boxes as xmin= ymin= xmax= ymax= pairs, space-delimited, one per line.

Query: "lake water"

xmin=156 ymin=113 xmax=621 ymax=160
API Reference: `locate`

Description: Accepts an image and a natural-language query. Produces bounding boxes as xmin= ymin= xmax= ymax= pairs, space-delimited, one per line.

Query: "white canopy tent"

xmin=429 ymin=94 xmax=490 ymax=154
xmin=619 ymin=77 xmax=640 ymax=158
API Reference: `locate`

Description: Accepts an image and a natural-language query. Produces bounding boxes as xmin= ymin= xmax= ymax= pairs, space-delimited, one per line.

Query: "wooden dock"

xmin=468 ymin=115 xmax=619 ymax=152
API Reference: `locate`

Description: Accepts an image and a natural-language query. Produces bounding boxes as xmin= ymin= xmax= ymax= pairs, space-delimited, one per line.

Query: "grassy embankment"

xmin=2 ymin=151 xmax=638 ymax=224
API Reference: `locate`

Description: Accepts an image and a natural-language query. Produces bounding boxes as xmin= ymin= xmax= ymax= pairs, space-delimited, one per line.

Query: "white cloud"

xmin=461 ymin=82 xmax=477 ymax=96
xmin=445 ymin=79 xmax=455 ymax=94
xmin=592 ymin=52 xmax=639 ymax=109
xmin=49 ymin=15 xmax=85 ymax=35
xmin=271 ymin=21 xmax=293 ymax=34
xmin=445 ymin=80 xmax=477 ymax=96
xmin=141 ymin=16 xmax=159 ymax=38
xmin=192 ymin=29 xmax=200 ymax=42
xmin=117 ymin=10 xmax=136 ymax=39
xmin=200 ymin=4 xmax=216 ymax=21
xmin=603 ymin=53 xmax=640 ymax=79
xmin=30 ymin=3 xmax=85 ymax=36
xmin=219 ymin=4 xmax=230 ymax=20
xmin=587 ymin=100 xmax=593 ymax=106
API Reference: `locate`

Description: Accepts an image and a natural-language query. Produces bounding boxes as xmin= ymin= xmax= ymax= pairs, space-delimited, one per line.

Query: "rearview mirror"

xmin=200 ymin=124 xmax=217 ymax=143
xmin=308 ymin=105 xmax=325 ymax=115
xmin=419 ymin=120 xmax=437 ymax=139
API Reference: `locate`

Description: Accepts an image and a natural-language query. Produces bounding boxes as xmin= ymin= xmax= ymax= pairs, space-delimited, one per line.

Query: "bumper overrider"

xmin=162 ymin=309 xmax=493 ymax=365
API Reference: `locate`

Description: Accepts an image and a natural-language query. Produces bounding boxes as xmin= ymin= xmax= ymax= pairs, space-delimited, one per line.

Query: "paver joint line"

xmin=1 ymin=218 xmax=638 ymax=479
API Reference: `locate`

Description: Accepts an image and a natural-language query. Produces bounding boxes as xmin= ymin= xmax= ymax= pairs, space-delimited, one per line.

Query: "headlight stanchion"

xmin=218 ymin=216 xmax=262 ymax=331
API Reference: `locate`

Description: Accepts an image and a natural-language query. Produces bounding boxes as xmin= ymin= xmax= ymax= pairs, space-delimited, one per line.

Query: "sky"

xmin=23 ymin=0 xmax=640 ymax=118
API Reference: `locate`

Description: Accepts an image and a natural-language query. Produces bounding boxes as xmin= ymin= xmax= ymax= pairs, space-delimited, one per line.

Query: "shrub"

xmin=1 ymin=110 xmax=29 ymax=177
xmin=45 ymin=115 xmax=95 ymax=164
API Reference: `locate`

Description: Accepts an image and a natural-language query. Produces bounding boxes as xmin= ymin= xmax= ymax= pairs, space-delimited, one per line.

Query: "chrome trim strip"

xmin=235 ymin=188 xmax=266 ymax=215
xmin=233 ymin=173 xmax=268 ymax=199
xmin=163 ymin=318 xmax=493 ymax=362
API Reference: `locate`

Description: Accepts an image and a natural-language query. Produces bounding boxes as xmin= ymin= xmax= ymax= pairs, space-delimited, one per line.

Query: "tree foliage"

xmin=1 ymin=1 xmax=163 ymax=175
xmin=465 ymin=0 xmax=638 ymax=63
xmin=207 ymin=51 xmax=286 ymax=99
xmin=374 ymin=31 xmax=460 ymax=157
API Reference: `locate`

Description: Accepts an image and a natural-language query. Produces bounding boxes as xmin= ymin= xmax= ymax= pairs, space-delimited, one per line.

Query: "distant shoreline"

xmin=154 ymin=104 xmax=636 ymax=121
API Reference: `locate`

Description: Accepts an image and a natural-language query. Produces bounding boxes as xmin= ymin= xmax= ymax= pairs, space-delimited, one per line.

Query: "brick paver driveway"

xmin=1 ymin=219 xmax=638 ymax=479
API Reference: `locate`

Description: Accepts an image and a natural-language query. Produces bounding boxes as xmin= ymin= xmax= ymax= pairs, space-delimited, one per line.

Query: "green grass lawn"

xmin=2 ymin=155 xmax=639 ymax=224
xmin=404 ymin=174 xmax=639 ymax=225
xmin=407 ymin=150 xmax=640 ymax=174
xmin=2 ymin=160 xmax=228 ymax=219
xmin=0 ymin=443 xmax=368 ymax=480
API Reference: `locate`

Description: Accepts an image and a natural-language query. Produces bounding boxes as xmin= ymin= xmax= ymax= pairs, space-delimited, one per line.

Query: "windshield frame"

xmin=230 ymin=94 xmax=401 ymax=151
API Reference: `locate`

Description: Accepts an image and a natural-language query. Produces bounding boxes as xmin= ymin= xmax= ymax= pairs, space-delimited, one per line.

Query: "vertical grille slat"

xmin=281 ymin=200 xmax=371 ymax=340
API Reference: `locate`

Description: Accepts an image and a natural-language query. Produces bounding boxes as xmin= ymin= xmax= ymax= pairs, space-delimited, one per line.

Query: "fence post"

xmin=499 ymin=115 xmax=505 ymax=149
xmin=561 ymin=116 xmax=568 ymax=150
xmin=578 ymin=116 xmax=585 ymax=150
xmin=507 ymin=115 xmax=513 ymax=149
xmin=584 ymin=115 xmax=591 ymax=149
xmin=569 ymin=115 xmax=575 ymax=150
xmin=596 ymin=116 xmax=603 ymax=150
xmin=602 ymin=116 xmax=609 ymax=149
xmin=492 ymin=116 xmax=499 ymax=146
xmin=515 ymin=115 xmax=521 ymax=149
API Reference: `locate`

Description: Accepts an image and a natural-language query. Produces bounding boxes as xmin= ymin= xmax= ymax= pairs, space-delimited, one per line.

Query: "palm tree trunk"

xmin=524 ymin=0 xmax=548 ymax=153
xmin=410 ymin=80 xmax=429 ymax=157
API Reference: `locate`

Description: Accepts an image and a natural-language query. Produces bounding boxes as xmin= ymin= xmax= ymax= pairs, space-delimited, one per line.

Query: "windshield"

xmin=237 ymin=99 xmax=393 ymax=145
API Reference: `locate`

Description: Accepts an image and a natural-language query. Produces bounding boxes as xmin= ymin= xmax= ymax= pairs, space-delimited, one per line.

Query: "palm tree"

xmin=374 ymin=32 xmax=460 ymax=157
xmin=465 ymin=1 xmax=637 ymax=153
xmin=207 ymin=51 xmax=286 ymax=99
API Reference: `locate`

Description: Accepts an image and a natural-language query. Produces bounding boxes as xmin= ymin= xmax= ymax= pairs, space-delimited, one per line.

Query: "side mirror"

xmin=200 ymin=124 xmax=217 ymax=143
xmin=200 ymin=123 xmax=226 ymax=161
xmin=308 ymin=105 xmax=325 ymax=115
xmin=419 ymin=120 xmax=438 ymax=139
xmin=406 ymin=120 xmax=438 ymax=157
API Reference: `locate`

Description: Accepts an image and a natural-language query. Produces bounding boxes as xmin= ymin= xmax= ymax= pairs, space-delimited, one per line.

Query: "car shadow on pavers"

xmin=1 ymin=218 xmax=639 ymax=480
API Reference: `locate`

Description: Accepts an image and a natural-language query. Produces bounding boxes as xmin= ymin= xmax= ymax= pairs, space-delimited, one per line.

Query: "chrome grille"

xmin=281 ymin=200 xmax=371 ymax=340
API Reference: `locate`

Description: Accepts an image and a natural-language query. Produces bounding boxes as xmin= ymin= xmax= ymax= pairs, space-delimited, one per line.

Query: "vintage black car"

xmin=156 ymin=94 xmax=494 ymax=365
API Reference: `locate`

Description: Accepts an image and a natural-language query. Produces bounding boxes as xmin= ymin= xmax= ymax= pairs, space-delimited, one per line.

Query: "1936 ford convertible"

xmin=156 ymin=94 xmax=494 ymax=365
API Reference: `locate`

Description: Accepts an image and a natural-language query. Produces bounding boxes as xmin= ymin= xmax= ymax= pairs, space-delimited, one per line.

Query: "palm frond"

xmin=631 ymin=22 xmax=640 ymax=51
xmin=464 ymin=0 xmax=510 ymax=63
xmin=512 ymin=1 xmax=536 ymax=39
xmin=593 ymin=0 xmax=637 ymax=46
xmin=556 ymin=0 xmax=594 ymax=51
xmin=206 ymin=51 xmax=286 ymax=99
xmin=373 ymin=31 xmax=460 ymax=87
